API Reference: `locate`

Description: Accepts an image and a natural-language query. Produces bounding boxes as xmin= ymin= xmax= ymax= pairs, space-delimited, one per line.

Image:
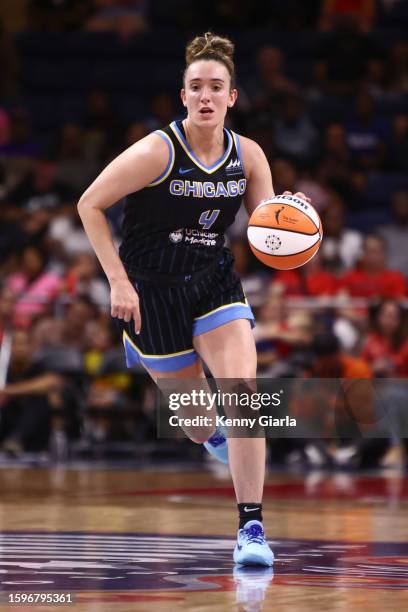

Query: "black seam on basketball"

xmin=248 ymin=224 xmax=319 ymax=236
xmin=250 ymin=236 xmax=320 ymax=257
xmin=254 ymin=203 xmax=320 ymax=232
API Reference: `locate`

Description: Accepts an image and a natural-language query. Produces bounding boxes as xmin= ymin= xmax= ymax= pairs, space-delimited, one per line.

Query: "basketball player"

xmin=78 ymin=32 xmax=311 ymax=566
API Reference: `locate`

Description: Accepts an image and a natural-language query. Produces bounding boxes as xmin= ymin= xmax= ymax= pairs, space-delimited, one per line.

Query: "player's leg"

xmin=137 ymin=357 xmax=218 ymax=443
xmin=194 ymin=319 xmax=264 ymax=500
xmin=193 ymin=319 xmax=273 ymax=566
xmin=143 ymin=359 xmax=228 ymax=460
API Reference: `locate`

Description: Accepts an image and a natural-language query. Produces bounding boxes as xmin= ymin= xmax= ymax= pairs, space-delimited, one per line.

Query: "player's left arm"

xmin=238 ymin=135 xmax=311 ymax=215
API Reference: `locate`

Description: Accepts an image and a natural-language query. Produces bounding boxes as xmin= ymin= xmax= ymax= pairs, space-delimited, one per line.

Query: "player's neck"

xmin=183 ymin=118 xmax=225 ymax=161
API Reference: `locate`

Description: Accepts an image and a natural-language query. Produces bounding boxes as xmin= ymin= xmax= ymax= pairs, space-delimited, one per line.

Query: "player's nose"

xmin=200 ymin=87 xmax=211 ymax=102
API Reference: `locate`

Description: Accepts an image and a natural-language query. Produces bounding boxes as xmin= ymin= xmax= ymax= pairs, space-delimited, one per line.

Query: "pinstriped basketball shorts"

xmin=120 ymin=253 xmax=254 ymax=373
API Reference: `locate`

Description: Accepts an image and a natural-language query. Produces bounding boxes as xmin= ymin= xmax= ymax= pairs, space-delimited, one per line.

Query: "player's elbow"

xmin=77 ymin=190 xmax=99 ymax=218
xmin=77 ymin=192 xmax=89 ymax=217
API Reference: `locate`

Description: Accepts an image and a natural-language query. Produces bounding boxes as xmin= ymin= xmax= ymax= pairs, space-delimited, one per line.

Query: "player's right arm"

xmin=77 ymin=133 xmax=169 ymax=333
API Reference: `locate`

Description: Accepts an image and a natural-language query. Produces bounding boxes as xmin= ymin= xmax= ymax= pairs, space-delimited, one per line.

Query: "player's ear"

xmin=180 ymin=89 xmax=187 ymax=107
xmin=227 ymin=88 xmax=238 ymax=108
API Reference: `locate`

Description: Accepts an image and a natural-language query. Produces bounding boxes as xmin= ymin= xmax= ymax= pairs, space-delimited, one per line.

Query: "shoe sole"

xmin=233 ymin=546 xmax=274 ymax=567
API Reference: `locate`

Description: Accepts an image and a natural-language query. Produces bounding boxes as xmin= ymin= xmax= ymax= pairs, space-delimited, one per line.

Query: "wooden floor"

xmin=0 ymin=463 xmax=407 ymax=611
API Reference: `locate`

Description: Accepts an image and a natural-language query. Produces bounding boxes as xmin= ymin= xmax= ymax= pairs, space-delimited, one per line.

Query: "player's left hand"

xmin=283 ymin=190 xmax=312 ymax=204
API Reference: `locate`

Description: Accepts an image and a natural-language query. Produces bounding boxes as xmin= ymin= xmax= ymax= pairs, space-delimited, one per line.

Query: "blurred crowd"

xmin=0 ymin=0 xmax=407 ymax=467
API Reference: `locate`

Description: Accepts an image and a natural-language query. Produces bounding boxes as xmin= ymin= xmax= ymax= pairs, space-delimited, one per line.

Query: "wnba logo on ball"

xmin=274 ymin=206 xmax=285 ymax=224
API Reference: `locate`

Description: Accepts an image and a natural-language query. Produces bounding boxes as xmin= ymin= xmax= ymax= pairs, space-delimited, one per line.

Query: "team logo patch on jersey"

xmin=169 ymin=229 xmax=184 ymax=243
xmin=226 ymin=158 xmax=242 ymax=176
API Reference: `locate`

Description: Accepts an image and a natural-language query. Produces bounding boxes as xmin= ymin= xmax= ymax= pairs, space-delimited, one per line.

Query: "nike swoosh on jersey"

xmin=179 ymin=167 xmax=195 ymax=174
xmin=244 ymin=506 xmax=260 ymax=512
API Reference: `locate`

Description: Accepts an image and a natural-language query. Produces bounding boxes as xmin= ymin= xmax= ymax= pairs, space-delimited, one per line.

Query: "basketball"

xmin=247 ymin=194 xmax=323 ymax=270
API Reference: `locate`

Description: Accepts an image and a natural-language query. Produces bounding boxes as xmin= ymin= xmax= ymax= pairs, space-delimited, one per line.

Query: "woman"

xmin=6 ymin=245 xmax=61 ymax=327
xmin=78 ymin=32 xmax=311 ymax=566
xmin=362 ymin=300 xmax=408 ymax=377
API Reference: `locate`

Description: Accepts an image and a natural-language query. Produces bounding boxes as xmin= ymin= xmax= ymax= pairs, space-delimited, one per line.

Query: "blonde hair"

xmin=184 ymin=32 xmax=235 ymax=87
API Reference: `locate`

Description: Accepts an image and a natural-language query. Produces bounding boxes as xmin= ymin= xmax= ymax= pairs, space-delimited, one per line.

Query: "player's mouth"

xmin=199 ymin=107 xmax=214 ymax=115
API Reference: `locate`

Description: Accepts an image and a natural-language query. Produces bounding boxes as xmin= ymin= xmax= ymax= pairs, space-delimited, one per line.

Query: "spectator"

xmin=361 ymin=299 xmax=408 ymax=466
xmin=146 ymin=92 xmax=179 ymax=132
xmin=291 ymin=332 xmax=380 ymax=468
xmin=388 ymin=41 xmax=408 ymax=95
xmin=0 ymin=328 xmax=63 ymax=456
xmin=229 ymin=239 xmax=269 ymax=308
xmin=362 ymin=300 xmax=408 ymax=377
xmin=60 ymin=296 xmax=100 ymax=351
xmin=63 ymin=252 xmax=110 ymax=311
xmin=320 ymin=192 xmax=363 ymax=273
xmin=83 ymin=89 xmax=123 ymax=161
xmin=385 ymin=114 xmax=408 ymax=173
xmin=364 ymin=57 xmax=404 ymax=102
xmin=31 ymin=316 xmax=64 ymax=352
xmin=320 ymin=0 xmax=376 ymax=33
xmin=2 ymin=156 xmax=74 ymax=220
xmin=253 ymin=290 xmax=313 ymax=375
xmin=83 ymin=318 xmax=132 ymax=443
xmin=318 ymin=123 xmax=351 ymax=193
xmin=48 ymin=213 xmax=96 ymax=260
xmin=339 ymin=234 xmax=406 ymax=298
xmin=273 ymin=251 xmax=339 ymax=297
xmin=85 ymin=0 xmax=148 ymax=39
xmin=345 ymin=91 xmax=388 ymax=171
xmin=270 ymin=158 xmax=298 ymax=195
xmin=124 ymin=121 xmax=148 ymax=147
xmin=242 ymin=46 xmax=297 ymax=113
xmin=5 ymin=246 xmax=62 ymax=326
xmin=84 ymin=318 xmax=116 ymax=374
xmin=316 ymin=15 xmax=382 ymax=94
xmin=309 ymin=330 xmax=372 ymax=376
xmin=55 ymin=123 xmax=100 ymax=194
xmin=0 ymin=108 xmax=41 ymax=159
xmin=378 ymin=190 xmax=408 ymax=276
xmin=273 ymin=94 xmax=318 ymax=165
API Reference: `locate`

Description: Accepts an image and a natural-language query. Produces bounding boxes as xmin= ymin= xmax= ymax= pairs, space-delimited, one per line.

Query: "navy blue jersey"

xmin=119 ymin=120 xmax=246 ymax=277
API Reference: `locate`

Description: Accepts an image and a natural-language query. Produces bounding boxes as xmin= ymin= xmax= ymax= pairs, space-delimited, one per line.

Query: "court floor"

xmin=0 ymin=462 xmax=407 ymax=611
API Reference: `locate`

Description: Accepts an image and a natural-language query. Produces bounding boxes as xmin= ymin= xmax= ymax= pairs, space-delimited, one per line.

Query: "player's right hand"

xmin=110 ymin=279 xmax=141 ymax=334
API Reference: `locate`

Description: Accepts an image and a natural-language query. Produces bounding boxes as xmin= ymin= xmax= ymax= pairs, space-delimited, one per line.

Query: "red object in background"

xmin=274 ymin=269 xmax=339 ymax=297
xmin=339 ymin=269 xmax=407 ymax=298
xmin=64 ymin=270 xmax=79 ymax=296
xmin=362 ymin=333 xmax=408 ymax=377
xmin=333 ymin=0 xmax=370 ymax=15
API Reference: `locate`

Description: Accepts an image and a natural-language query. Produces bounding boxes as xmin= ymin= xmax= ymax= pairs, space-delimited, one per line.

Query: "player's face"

xmin=181 ymin=60 xmax=237 ymax=126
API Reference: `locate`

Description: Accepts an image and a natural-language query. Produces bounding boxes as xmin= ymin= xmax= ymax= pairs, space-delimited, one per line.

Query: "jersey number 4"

xmin=199 ymin=209 xmax=220 ymax=230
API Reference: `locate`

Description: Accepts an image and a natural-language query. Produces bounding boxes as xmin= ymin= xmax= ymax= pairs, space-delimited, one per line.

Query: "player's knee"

xmin=188 ymin=427 xmax=216 ymax=444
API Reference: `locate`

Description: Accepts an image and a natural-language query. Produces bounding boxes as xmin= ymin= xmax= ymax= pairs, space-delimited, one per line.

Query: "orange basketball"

xmin=247 ymin=195 xmax=323 ymax=270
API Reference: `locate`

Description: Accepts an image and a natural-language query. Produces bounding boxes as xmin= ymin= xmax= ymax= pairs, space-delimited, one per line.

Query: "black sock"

xmin=238 ymin=503 xmax=263 ymax=529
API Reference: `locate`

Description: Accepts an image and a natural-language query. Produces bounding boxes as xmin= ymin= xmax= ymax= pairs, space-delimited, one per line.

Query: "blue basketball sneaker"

xmin=233 ymin=520 xmax=274 ymax=566
xmin=203 ymin=426 xmax=228 ymax=464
